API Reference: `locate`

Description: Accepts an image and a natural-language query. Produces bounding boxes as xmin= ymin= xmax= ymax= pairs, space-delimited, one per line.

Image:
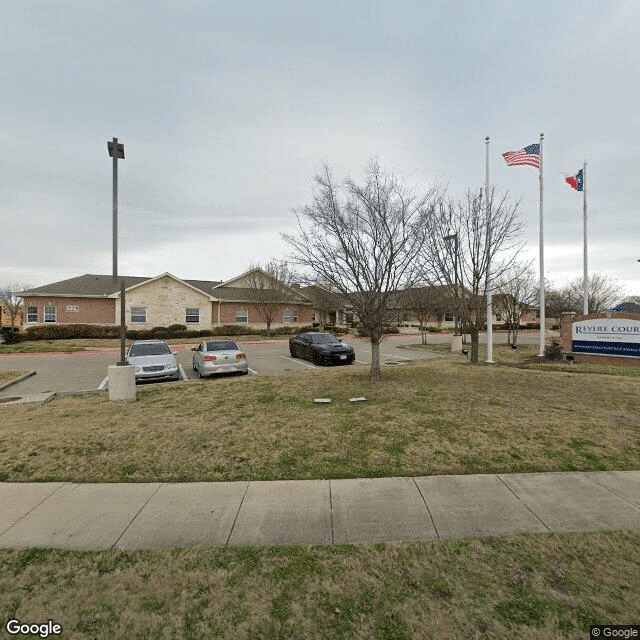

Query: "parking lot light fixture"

xmin=107 ymin=137 xmax=126 ymax=366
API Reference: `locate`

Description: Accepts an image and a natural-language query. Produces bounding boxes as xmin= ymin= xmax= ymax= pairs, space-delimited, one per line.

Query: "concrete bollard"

xmin=108 ymin=364 xmax=136 ymax=402
xmin=451 ymin=335 xmax=463 ymax=353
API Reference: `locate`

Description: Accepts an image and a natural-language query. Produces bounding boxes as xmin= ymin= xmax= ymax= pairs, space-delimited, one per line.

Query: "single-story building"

xmin=20 ymin=269 xmax=314 ymax=330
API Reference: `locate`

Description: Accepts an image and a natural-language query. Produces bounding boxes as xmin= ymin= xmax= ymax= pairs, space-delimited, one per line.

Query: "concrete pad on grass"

xmin=0 ymin=483 xmax=65 ymax=535
xmin=0 ymin=483 xmax=160 ymax=550
xmin=499 ymin=471 xmax=640 ymax=532
xmin=583 ymin=470 xmax=640 ymax=510
xmin=331 ymin=477 xmax=437 ymax=544
xmin=116 ymin=482 xmax=248 ymax=549
xmin=414 ymin=474 xmax=549 ymax=539
xmin=227 ymin=480 xmax=331 ymax=547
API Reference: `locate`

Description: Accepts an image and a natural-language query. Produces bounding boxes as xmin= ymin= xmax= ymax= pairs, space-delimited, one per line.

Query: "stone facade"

xmin=116 ymin=276 xmax=212 ymax=330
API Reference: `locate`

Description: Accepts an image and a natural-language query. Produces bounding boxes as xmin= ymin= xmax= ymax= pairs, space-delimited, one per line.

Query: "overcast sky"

xmin=2 ymin=1 xmax=638 ymax=298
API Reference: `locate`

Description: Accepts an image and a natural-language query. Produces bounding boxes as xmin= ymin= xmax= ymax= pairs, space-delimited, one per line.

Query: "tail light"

xmin=204 ymin=355 xmax=217 ymax=361
xmin=236 ymin=352 xmax=247 ymax=360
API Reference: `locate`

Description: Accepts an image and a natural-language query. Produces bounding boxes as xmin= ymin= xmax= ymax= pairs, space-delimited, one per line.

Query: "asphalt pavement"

xmin=0 ymin=333 xmax=451 ymax=400
xmin=1 ymin=471 xmax=639 ymax=550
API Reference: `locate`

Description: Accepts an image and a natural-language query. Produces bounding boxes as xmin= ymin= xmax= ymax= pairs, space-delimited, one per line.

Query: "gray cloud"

xmin=1 ymin=1 xmax=638 ymax=296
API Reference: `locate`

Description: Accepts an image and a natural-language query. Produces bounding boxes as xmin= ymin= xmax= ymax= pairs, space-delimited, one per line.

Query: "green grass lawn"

xmin=1 ymin=350 xmax=638 ymax=483
xmin=2 ymin=347 xmax=639 ymax=639
xmin=2 ymin=531 xmax=638 ymax=640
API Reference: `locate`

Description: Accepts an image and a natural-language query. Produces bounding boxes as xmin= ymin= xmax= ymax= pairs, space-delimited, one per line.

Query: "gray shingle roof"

xmin=20 ymin=274 xmax=312 ymax=304
xmin=21 ymin=274 xmax=150 ymax=297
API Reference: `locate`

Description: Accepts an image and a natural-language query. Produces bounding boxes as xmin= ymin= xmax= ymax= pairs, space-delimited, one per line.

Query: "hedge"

xmin=7 ymin=323 xmax=347 ymax=343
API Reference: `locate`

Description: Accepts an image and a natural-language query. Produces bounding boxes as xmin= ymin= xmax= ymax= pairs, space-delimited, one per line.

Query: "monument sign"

xmin=571 ymin=318 xmax=640 ymax=358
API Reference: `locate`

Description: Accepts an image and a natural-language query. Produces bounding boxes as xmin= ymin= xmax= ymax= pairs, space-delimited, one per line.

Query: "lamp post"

xmin=106 ymin=137 xmax=135 ymax=402
xmin=444 ymin=233 xmax=460 ymax=336
xmin=107 ymin=137 xmax=126 ymax=365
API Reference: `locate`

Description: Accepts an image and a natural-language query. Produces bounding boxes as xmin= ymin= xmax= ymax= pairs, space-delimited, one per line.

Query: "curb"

xmin=0 ymin=370 xmax=36 ymax=392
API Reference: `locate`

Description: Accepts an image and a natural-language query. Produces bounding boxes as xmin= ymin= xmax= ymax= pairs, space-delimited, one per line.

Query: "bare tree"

xmin=616 ymin=296 xmax=640 ymax=312
xmin=0 ymin=282 xmax=29 ymax=330
xmin=493 ymin=265 xmax=537 ymax=346
xmin=402 ymin=286 xmax=450 ymax=344
xmin=282 ymin=159 xmax=437 ymax=381
xmin=242 ymin=261 xmax=297 ymax=336
xmin=421 ymin=188 xmax=525 ymax=364
xmin=563 ymin=272 xmax=624 ymax=313
xmin=303 ymin=281 xmax=344 ymax=331
xmin=539 ymin=279 xmax=570 ymax=321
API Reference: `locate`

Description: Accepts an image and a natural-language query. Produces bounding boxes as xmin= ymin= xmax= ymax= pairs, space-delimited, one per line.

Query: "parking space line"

xmin=98 ymin=376 xmax=108 ymax=390
xmin=279 ymin=355 xmax=318 ymax=369
xmin=248 ymin=368 xmax=258 ymax=375
xmin=380 ymin=353 xmax=411 ymax=361
xmin=355 ymin=360 xmax=369 ymax=365
xmin=179 ymin=365 xmax=188 ymax=381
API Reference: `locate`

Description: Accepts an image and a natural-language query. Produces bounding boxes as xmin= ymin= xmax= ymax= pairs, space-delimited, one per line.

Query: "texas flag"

xmin=565 ymin=168 xmax=584 ymax=191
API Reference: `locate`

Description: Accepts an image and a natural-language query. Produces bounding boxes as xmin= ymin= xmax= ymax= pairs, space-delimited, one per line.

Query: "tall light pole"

xmin=107 ymin=137 xmax=126 ymax=366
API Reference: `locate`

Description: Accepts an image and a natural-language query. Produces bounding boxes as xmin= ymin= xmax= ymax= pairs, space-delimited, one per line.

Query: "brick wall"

xmin=214 ymin=301 xmax=314 ymax=327
xmin=561 ymin=311 xmax=640 ymax=367
xmin=22 ymin=297 xmax=116 ymax=326
xmin=116 ymin=276 xmax=212 ymax=329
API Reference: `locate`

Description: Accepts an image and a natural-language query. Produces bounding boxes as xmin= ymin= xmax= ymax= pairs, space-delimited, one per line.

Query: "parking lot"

xmin=0 ymin=334 xmax=450 ymax=398
xmin=0 ymin=332 xmax=551 ymax=400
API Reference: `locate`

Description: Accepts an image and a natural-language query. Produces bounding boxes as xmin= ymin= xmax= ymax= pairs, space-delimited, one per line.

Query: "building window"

xmin=444 ymin=313 xmax=455 ymax=323
xmin=27 ymin=306 xmax=38 ymax=323
xmin=235 ymin=307 xmax=248 ymax=323
xmin=44 ymin=306 xmax=57 ymax=323
xmin=283 ymin=308 xmax=298 ymax=323
xmin=131 ymin=307 xmax=147 ymax=324
xmin=186 ymin=308 xmax=200 ymax=324
xmin=495 ymin=314 xmax=502 ymax=322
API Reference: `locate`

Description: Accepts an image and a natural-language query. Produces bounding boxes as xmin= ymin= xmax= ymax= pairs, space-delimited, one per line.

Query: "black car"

xmin=289 ymin=332 xmax=355 ymax=366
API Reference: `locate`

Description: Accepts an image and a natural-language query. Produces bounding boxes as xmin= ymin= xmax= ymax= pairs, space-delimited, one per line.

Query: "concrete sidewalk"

xmin=1 ymin=471 xmax=639 ymax=551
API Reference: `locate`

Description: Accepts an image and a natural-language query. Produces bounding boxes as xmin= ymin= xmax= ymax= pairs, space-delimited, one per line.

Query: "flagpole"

xmin=485 ymin=136 xmax=494 ymax=363
xmin=538 ymin=132 xmax=545 ymax=357
xmin=582 ymin=161 xmax=588 ymax=315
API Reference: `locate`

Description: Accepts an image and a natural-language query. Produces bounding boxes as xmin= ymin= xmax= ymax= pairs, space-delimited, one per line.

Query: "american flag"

xmin=502 ymin=143 xmax=540 ymax=169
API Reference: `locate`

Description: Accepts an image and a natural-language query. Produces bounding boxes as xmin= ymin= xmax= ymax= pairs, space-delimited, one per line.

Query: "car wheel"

xmin=313 ymin=351 xmax=323 ymax=366
xmin=241 ymin=370 xmax=249 ymax=375
xmin=289 ymin=346 xmax=297 ymax=357
xmin=192 ymin=360 xmax=197 ymax=371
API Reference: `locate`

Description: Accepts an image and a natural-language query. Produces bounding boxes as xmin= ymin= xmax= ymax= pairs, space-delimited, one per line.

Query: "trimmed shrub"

xmin=1 ymin=329 xmax=25 ymax=344
xmin=23 ymin=324 xmax=120 ymax=341
xmin=544 ymin=339 xmax=563 ymax=360
xmin=166 ymin=324 xmax=187 ymax=333
xmin=210 ymin=324 xmax=261 ymax=337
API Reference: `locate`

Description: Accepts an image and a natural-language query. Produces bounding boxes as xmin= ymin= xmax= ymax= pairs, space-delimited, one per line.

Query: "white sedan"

xmin=191 ymin=339 xmax=249 ymax=378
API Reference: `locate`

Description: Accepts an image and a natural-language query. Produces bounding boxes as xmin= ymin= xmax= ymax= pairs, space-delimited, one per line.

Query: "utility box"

xmin=108 ymin=364 xmax=136 ymax=402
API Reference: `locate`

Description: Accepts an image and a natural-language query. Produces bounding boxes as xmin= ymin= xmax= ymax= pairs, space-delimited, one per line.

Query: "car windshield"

xmin=206 ymin=341 xmax=239 ymax=351
xmin=309 ymin=334 xmax=340 ymax=344
xmin=129 ymin=343 xmax=171 ymax=356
